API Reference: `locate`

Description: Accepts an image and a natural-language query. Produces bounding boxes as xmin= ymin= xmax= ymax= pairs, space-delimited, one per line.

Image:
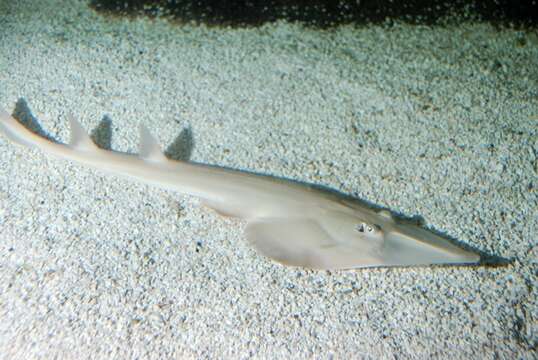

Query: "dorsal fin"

xmin=139 ymin=124 xmax=167 ymax=162
xmin=68 ymin=114 xmax=98 ymax=151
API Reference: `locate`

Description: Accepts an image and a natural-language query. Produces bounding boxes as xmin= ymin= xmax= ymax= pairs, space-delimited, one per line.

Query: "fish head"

xmin=376 ymin=217 xmax=481 ymax=267
xmin=316 ymin=203 xmax=480 ymax=269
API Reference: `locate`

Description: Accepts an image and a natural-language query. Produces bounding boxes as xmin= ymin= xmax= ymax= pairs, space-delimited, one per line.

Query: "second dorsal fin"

xmin=68 ymin=114 xmax=98 ymax=151
xmin=139 ymin=124 xmax=167 ymax=162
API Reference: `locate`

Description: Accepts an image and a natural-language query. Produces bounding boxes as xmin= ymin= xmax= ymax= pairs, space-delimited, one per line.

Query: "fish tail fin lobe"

xmin=0 ymin=107 xmax=41 ymax=148
xmin=0 ymin=107 xmax=73 ymax=153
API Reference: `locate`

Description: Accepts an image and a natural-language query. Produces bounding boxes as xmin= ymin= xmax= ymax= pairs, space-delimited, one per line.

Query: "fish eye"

xmin=355 ymin=222 xmax=378 ymax=234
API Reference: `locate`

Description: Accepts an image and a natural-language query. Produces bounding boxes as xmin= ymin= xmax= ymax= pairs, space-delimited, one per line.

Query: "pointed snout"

xmin=380 ymin=223 xmax=480 ymax=267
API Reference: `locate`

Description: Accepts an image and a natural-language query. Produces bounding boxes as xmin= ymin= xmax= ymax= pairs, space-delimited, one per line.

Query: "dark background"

xmin=89 ymin=0 xmax=538 ymax=28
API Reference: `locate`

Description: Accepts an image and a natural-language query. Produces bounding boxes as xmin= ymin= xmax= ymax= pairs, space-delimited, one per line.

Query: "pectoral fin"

xmin=245 ymin=218 xmax=381 ymax=269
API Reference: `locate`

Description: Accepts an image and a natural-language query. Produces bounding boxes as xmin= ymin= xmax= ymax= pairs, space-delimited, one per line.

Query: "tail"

xmin=0 ymin=106 xmax=201 ymax=196
xmin=0 ymin=106 xmax=168 ymax=163
xmin=0 ymin=107 xmax=45 ymax=148
xmin=0 ymin=107 xmax=102 ymax=151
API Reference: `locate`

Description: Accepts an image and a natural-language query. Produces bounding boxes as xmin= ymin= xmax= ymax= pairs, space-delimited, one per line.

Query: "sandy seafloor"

xmin=0 ymin=1 xmax=537 ymax=359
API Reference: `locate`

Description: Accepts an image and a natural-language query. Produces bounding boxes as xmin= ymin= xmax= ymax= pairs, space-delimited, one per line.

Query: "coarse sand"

xmin=0 ymin=1 xmax=536 ymax=358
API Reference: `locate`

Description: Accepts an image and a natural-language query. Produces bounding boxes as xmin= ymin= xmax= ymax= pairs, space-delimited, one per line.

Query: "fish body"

xmin=0 ymin=107 xmax=480 ymax=270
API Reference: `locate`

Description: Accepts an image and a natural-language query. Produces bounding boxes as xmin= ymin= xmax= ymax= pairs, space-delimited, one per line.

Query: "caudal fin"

xmin=0 ymin=107 xmax=97 ymax=158
xmin=0 ymin=107 xmax=42 ymax=148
